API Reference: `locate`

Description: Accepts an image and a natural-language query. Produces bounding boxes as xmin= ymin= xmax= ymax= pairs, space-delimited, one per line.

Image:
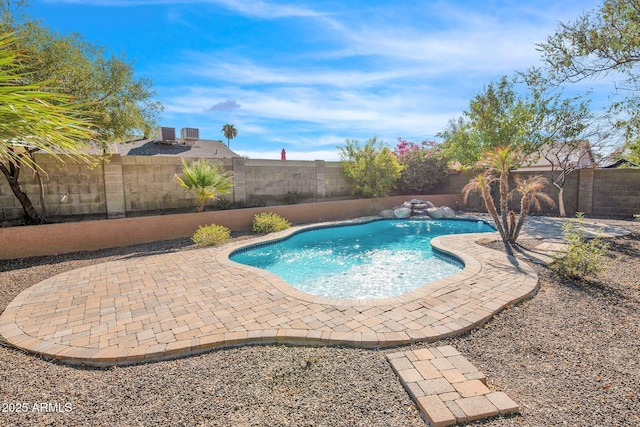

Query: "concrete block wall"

xmin=508 ymin=171 xmax=580 ymax=216
xmin=242 ymin=159 xmax=324 ymax=202
xmin=577 ymin=168 xmax=594 ymax=213
xmin=437 ymin=169 xmax=616 ymax=217
xmin=0 ymin=154 xmax=106 ymax=221
xmin=0 ymin=155 xmax=352 ymax=221
xmin=120 ymin=156 xmax=235 ymax=214
xmin=590 ymin=169 xmax=640 ymax=217
xmin=324 ymin=162 xmax=351 ymax=198
xmin=2 ymin=153 xmax=638 ymax=222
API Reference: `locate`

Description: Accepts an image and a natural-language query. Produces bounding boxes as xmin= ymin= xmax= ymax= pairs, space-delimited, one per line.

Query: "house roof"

xmin=600 ymin=158 xmax=640 ymax=168
xmin=518 ymin=140 xmax=596 ymax=171
xmin=105 ymin=138 xmax=240 ymax=158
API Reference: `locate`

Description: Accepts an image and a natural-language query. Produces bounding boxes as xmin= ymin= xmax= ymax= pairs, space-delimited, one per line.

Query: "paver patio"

xmin=0 ymin=216 xmax=628 ymax=366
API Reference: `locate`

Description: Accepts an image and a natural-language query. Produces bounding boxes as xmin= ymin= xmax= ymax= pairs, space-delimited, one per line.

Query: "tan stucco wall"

xmin=0 ymin=194 xmax=462 ymax=260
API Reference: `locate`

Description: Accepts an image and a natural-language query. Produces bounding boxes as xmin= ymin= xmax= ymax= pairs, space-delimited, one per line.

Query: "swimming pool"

xmin=230 ymin=218 xmax=494 ymax=299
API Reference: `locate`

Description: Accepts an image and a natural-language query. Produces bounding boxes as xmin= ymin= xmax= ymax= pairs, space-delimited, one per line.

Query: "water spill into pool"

xmin=230 ymin=219 xmax=493 ymax=299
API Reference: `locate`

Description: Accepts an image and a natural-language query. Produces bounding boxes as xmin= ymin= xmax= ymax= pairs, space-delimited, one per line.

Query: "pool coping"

xmin=0 ymin=216 xmax=540 ymax=366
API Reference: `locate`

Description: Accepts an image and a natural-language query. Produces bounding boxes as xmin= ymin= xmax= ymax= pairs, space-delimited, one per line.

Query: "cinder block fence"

xmin=0 ymin=154 xmax=351 ymax=221
xmin=1 ymin=154 xmax=639 ymax=223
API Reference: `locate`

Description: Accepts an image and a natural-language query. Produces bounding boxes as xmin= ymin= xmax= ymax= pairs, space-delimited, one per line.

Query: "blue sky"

xmin=31 ymin=0 xmax=603 ymax=160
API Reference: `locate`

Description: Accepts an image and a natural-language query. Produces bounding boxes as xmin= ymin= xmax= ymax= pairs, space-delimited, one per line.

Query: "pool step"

xmin=387 ymin=346 xmax=519 ymax=426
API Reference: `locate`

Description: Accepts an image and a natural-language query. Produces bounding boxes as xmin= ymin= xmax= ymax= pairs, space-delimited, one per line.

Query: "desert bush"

xmin=550 ymin=213 xmax=609 ymax=279
xmin=252 ymin=212 xmax=291 ymax=234
xmin=192 ymin=224 xmax=231 ymax=246
xmin=338 ymin=137 xmax=402 ymax=198
xmin=393 ymin=138 xmax=449 ymax=194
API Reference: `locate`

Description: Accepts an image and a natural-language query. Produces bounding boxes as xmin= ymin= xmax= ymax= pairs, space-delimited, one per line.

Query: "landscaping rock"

xmin=380 ymin=209 xmax=395 ymax=219
xmin=393 ymin=207 xmax=412 ymax=218
xmin=427 ymin=207 xmax=444 ymax=219
xmin=442 ymin=206 xmax=456 ymax=218
xmin=399 ymin=199 xmax=438 ymax=216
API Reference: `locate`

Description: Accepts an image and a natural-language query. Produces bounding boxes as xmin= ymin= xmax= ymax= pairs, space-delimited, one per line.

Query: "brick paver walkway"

xmin=388 ymin=346 xmax=519 ymax=426
xmin=0 ymin=217 xmax=628 ymax=366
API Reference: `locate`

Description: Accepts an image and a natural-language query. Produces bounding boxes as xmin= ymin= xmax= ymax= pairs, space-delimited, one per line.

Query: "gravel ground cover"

xmin=1 ymin=218 xmax=639 ymax=426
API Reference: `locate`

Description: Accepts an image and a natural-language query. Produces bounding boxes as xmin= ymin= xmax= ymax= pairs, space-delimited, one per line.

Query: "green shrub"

xmin=192 ymin=224 xmax=231 ymax=246
xmin=550 ymin=213 xmax=610 ymax=279
xmin=252 ymin=212 xmax=291 ymax=234
xmin=338 ymin=137 xmax=403 ymax=198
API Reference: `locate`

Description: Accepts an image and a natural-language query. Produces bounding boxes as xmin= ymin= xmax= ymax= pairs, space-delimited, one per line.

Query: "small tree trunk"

xmin=0 ymin=161 xmax=42 ymax=224
xmin=9 ymin=180 xmax=40 ymax=223
xmin=513 ymin=197 xmax=530 ymax=242
xmin=500 ymin=175 xmax=510 ymax=238
xmin=29 ymin=151 xmax=47 ymax=222
xmin=34 ymin=169 xmax=47 ymax=221
xmin=555 ymin=184 xmax=566 ymax=217
xmin=508 ymin=211 xmax=516 ymax=242
xmin=482 ymin=187 xmax=507 ymax=241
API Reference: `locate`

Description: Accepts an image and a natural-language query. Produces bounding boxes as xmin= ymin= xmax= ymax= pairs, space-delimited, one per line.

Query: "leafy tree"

xmin=441 ymin=76 xmax=540 ymax=167
xmin=338 ymin=137 xmax=402 ymax=198
xmin=0 ymin=2 xmax=162 ymax=223
xmin=608 ymin=136 xmax=640 ymax=164
xmin=524 ymin=69 xmax=611 ymax=216
xmin=14 ymin=23 xmax=161 ymax=145
xmin=622 ymin=139 xmax=640 ymax=163
xmin=0 ymin=32 xmax=95 ymax=223
xmin=175 ymin=158 xmax=234 ymax=212
xmin=446 ymin=71 xmax=606 ymax=216
xmin=393 ymin=138 xmax=448 ymax=194
xmin=222 ymin=124 xmax=237 ymax=148
xmin=537 ymin=0 xmax=640 ymax=140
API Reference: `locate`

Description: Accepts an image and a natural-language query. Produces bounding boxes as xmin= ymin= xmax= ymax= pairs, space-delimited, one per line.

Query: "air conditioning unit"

xmin=157 ymin=126 xmax=176 ymax=142
xmin=181 ymin=127 xmax=199 ymax=140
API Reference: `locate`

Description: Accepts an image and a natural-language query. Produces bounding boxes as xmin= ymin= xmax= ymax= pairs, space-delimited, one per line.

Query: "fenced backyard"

xmin=1 ymin=154 xmax=639 ymax=224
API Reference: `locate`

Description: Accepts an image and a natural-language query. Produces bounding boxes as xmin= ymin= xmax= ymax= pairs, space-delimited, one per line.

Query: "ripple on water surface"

xmin=230 ymin=219 xmax=493 ymax=299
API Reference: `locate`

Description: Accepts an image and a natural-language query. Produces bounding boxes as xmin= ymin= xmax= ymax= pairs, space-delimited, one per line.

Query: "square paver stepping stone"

xmin=387 ymin=346 xmax=519 ymax=426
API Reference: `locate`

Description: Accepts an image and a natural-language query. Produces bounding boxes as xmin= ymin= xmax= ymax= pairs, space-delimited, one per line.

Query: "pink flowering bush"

xmin=393 ymin=138 xmax=449 ymax=194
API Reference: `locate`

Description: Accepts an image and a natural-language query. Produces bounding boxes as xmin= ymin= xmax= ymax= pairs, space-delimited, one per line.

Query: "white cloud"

xmin=42 ymin=0 xmax=328 ymax=19
xmin=212 ymin=0 xmax=326 ymax=19
xmin=160 ymin=83 xmax=457 ymax=136
xmin=184 ymin=54 xmax=423 ymax=88
xmin=44 ymin=0 xmax=607 ymax=160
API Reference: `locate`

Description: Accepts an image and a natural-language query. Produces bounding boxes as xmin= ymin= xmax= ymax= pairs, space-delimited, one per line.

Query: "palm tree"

xmin=464 ymin=145 xmax=554 ymax=244
xmin=0 ymin=32 xmax=96 ymax=223
xmin=462 ymin=172 xmax=507 ymax=240
xmin=510 ymin=175 xmax=556 ymax=242
xmin=476 ymin=145 xmax=523 ymax=236
xmin=221 ymin=124 xmax=237 ymax=148
xmin=175 ymin=159 xmax=234 ymax=212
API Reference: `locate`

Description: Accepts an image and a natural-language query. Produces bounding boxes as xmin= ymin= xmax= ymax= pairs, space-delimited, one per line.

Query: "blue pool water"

xmin=230 ymin=219 xmax=494 ymax=299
